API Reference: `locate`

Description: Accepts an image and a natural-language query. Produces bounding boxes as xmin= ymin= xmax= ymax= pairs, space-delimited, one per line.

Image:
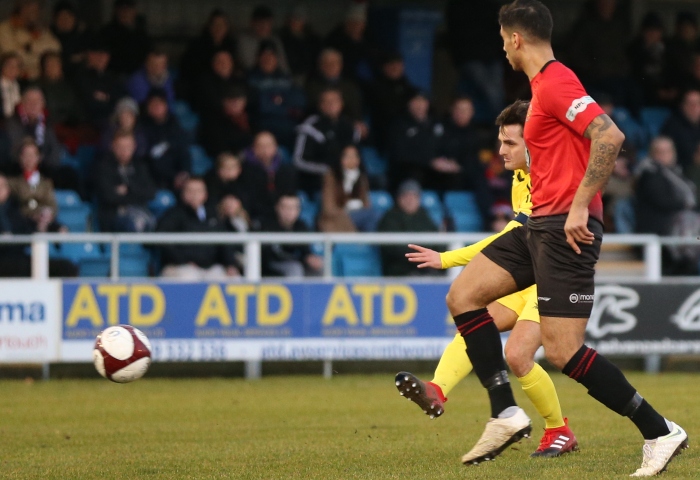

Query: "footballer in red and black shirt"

xmin=444 ymin=0 xmax=687 ymax=475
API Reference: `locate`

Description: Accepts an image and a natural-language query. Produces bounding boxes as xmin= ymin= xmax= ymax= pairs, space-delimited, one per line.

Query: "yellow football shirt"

xmin=440 ymin=169 xmax=531 ymax=269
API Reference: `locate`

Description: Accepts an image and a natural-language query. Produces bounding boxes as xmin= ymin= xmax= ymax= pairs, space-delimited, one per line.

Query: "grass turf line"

xmin=0 ymin=372 xmax=697 ymax=479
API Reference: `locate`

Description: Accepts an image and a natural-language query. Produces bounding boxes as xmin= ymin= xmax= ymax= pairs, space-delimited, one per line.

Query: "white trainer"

xmin=630 ymin=422 xmax=688 ymax=477
xmin=461 ymin=407 xmax=532 ymax=465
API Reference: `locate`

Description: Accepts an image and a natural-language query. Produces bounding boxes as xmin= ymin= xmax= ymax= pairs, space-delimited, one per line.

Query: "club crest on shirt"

xmin=566 ymin=95 xmax=595 ymax=122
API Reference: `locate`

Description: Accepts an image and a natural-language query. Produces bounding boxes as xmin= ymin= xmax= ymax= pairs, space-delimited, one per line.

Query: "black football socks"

xmin=454 ymin=308 xmax=517 ymax=418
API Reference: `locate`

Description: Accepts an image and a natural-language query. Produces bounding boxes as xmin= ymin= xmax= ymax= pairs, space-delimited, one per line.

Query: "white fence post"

xmin=245 ymin=239 xmax=261 ymax=281
xmin=110 ymin=238 xmax=120 ymax=280
xmin=31 ymin=238 xmax=49 ymax=280
xmin=447 ymin=241 xmax=464 ymax=280
xmin=644 ymin=237 xmax=662 ymax=282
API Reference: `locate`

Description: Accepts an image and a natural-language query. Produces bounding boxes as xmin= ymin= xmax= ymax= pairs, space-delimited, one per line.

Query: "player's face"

xmin=500 ymin=27 xmax=521 ymax=71
xmin=498 ymin=124 xmax=527 ymax=171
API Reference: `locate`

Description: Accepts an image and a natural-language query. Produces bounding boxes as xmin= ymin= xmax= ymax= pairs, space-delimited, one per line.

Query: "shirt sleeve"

xmin=539 ymin=71 xmax=605 ymax=136
xmin=439 ymin=220 xmax=522 ymax=269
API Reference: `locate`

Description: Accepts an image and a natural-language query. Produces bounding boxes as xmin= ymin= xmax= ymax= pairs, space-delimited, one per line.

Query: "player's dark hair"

xmin=495 ymin=99 xmax=529 ymax=132
xmin=499 ymin=0 xmax=553 ymax=43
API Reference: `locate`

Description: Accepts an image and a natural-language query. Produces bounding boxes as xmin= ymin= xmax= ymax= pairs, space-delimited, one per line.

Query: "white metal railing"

xmin=0 ymin=232 xmax=688 ymax=281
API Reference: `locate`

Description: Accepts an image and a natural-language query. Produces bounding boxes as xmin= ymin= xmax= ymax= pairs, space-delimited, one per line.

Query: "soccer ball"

xmin=93 ymin=325 xmax=152 ymax=383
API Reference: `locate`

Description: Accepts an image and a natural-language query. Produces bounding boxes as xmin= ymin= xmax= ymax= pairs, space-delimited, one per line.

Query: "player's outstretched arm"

xmin=565 ymin=114 xmax=624 ymax=253
xmin=406 ymin=219 xmax=524 ymax=269
xmin=405 ymin=244 xmax=442 ymax=269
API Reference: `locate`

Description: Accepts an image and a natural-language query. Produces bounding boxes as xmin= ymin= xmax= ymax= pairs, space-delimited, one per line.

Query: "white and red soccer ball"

xmin=93 ymin=325 xmax=152 ymax=383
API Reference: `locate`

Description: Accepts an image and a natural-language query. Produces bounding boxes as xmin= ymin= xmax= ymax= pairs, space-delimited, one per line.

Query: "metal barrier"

xmin=0 ymin=231 xmax=687 ymax=281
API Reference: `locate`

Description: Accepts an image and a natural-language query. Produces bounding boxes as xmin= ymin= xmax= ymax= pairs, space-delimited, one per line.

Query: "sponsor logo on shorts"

xmin=569 ymin=293 xmax=595 ymax=304
xmin=537 ymin=297 xmax=551 ymax=302
xmin=565 ymin=96 xmax=595 ymax=122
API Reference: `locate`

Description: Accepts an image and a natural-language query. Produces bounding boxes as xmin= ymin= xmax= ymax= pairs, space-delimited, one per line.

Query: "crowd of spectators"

xmin=1 ymin=0 xmax=700 ymax=277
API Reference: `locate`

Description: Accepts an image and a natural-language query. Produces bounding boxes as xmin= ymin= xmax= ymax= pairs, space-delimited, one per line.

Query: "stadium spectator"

xmin=293 ymin=87 xmax=358 ymax=194
xmin=0 ymin=52 xmax=21 ymax=119
xmin=100 ymin=0 xmax=150 ymax=76
xmin=635 ymin=136 xmax=700 ymax=274
xmin=73 ymin=36 xmax=124 ymax=126
xmin=666 ymin=12 xmax=700 ymax=91
xmin=318 ymin=145 xmax=379 ymax=233
xmin=156 ymin=176 xmax=242 ymax=280
xmin=386 ymin=90 xmax=443 ymax=190
xmin=38 ymin=51 xmax=83 ymax=125
xmin=564 ymin=0 xmax=632 ymax=104
xmin=324 ymin=4 xmax=375 ymax=82
xmin=242 ymin=130 xmax=297 ymax=196
xmin=126 ymin=49 xmax=175 ymax=105
xmin=376 ymin=179 xmax=440 ymax=276
xmin=305 ymin=48 xmax=365 ymax=124
xmin=218 ymin=193 xmax=250 ymax=234
xmin=247 ymin=41 xmax=305 ymax=148
xmin=681 ymin=52 xmax=700 ymax=94
xmin=193 ymin=49 xmax=245 ymax=119
xmin=259 ymin=193 xmax=323 ymax=277
xmin=628 ymin=12 xmax=671 ymax=106
xmin=279 ymin=3 xmax=321 ymax=83
xmin=367 ymin=52 xmax=417 ymax=148
xmin=603 ymin=147 xmax=636 ymax=233
xmin=179 ymin=9 xmax=238 ymax=102
xmin=0 ymin=173 xmax=76 ymax=277
xmin=95 ymin=130 xmax=156 ymax=232
xmin=198 ymin=85 xmax=252 ymax=158
xmin=99 ymin=96 xmax=147 ymax=159
xmin=141 ymin=89 xmax=191 ymax=190
xmin=660 ymin=89 xmax=700 ymax=171
xmin=237 ymin=5 xmax=289 ymax=73
xmin=204 ymin=152 xmax=271 ymax=225
xmin=7 ymin=137 xmax=64 ymax=233
xmin=50 ymin=0 xmax=87 ymax=79
xmin=444 ymin=0 xmax=505 ymax=121
xmin=438 ymin=96 xmax=493 ymax=219
xmin=4 ymin=86 xmax=61 ymax=174
xmin=0 ymin=0 xmax=61 ymax=81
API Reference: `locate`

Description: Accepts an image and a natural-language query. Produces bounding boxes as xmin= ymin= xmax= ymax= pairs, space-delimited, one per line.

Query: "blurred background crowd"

xmin=0 ymin=0 xmax=699 ymax=278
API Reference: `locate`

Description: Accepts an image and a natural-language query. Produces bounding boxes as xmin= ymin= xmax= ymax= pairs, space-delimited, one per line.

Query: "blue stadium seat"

xmin=149 ymin=189 xmax=177 ymax=218
xmin=299 ymin=202 xmax=318 ymax=230
xmin=59 ymin=242 xmax=104 ymax=263
xmin=360 ymin=146 xmax=388 ymax=177
xmin=640 ymin=107 xmax=671 ymax=138
xmin=278 ymin=145 xmax=292 ymax=164
xmin=421 ymin=190 xmax=444 ymax=228
xmin=190 ymin=145 xmax=213 ymax=175
xmin=369 ymin=190 xmax=393 ymax=214
xmin=332 ymin=244 xmax=382 ymax=277
xmin=55 ymin=189 xmax=82 ymax=208
xmin=444 ymin=191 xmax=483 ymax=232
xmin=119 ymin=257 xmax=149 ymax=277
xmin=79 ymin=258 xmax=110 ymax=277
xmin=612 ymin=107 xmax=647 ymax=149
xmin=76 ymin=145 xmax=96 ymax=168
xmin=173 ymin=100 xmax=200 ymax=133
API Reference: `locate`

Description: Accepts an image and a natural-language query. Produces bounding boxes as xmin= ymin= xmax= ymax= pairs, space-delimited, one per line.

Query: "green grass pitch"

xmin=0 ymin=372 xmax=697 ymax=479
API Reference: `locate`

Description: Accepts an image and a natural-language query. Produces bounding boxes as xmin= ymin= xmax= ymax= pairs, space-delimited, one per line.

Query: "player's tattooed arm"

xmin=582 ymin=114 xmax=624 ymax=191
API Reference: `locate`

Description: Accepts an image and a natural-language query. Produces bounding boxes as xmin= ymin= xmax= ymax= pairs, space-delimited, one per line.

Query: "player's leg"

xmin=396 ymin=301 xmax=518 ymax=419
xmin=450 ymin=227 xmax=535 ymax=465
xmin=530 ymin=217 xmax=687 ymax=475
xmin=497 ymin=288 xmax=577 ymax=458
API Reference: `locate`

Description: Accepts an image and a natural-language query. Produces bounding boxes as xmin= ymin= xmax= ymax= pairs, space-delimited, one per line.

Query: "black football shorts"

xmin=481 ymin=214 xmax=603 ymax=318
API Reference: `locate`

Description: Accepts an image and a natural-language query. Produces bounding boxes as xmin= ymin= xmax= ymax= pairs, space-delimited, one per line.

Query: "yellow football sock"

xmin=431 ymin=334 xmax=473 ymax=397
xmin=517 ymin=363 xmax=565 ymax=429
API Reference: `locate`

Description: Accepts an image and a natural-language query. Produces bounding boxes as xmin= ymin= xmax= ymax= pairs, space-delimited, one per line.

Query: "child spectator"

xmin=157 ymin=177 xmax=242 ymax=280
xmin=259 ymin=193 xmax=323 ymax=277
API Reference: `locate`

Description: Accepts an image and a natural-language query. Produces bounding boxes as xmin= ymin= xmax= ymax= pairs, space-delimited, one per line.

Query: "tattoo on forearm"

xmin=582 ymin=114 xmax=620 ymax=189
